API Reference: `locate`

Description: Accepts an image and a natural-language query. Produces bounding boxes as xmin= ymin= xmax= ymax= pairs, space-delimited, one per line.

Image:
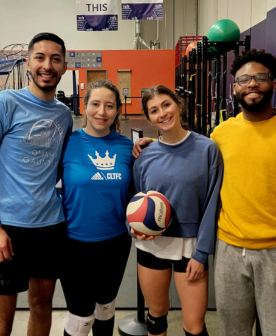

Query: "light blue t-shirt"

xmin=60 ymin=129 xmax=134 ymax=242
xmin=0 ymin=87 xmax=73 ymax=227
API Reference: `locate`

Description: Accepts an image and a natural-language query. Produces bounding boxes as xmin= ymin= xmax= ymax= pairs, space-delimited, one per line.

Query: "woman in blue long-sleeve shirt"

xmin=131 ymin=85 xmax=223 ymax=336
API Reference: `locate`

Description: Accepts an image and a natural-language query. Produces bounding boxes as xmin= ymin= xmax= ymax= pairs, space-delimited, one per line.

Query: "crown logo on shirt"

xmin=88 ymin=151 xmax=116 ymax=170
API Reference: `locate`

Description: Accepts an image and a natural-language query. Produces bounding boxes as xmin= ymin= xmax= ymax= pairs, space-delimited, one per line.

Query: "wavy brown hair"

xmin=141 ymin=85 xmax=190 ymax=135
xmin=83 ymin=80 xmax=122 ymax=133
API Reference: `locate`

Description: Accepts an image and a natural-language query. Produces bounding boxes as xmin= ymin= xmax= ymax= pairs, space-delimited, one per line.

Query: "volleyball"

xmin=127 ymin=191 xmax=172 ymax=236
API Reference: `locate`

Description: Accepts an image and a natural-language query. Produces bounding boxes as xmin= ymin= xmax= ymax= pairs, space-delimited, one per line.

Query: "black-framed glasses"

xmin=235 ymin=73 xmax=273 ymax=86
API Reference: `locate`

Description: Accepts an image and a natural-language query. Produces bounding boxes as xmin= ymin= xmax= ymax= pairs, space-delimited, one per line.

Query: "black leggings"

xmin=60 ymin=231 xmax=132 ymax=317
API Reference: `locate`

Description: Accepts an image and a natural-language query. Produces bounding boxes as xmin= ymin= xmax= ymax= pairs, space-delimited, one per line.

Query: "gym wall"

xmin=241 ymin=6 xmax=276 ymax=55
xmin=76 ymin=49 xmax=175 ymax=115
xmin=141 ymin=0 xmax=197 ymax=49
xmin=198 ymin=0 xmax=276 ymax=36
xmin=198 ymin=0 xmax=276 ymax=109
xmin=0 ymin=0 xmax=196 ymax=98
xmin=0 ymin=0 xmax=197 ymax=51
xmin=1 ymin=0 xmax=276 ymax=106
xmin=0 ymin=0 xmax=135 ymax=50
xmin=1 ymin=0 xmax=275 ymax=53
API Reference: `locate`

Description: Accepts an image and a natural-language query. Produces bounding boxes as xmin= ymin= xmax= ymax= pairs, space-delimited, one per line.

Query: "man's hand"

xmin=132 ymin=137 xmax=153 ymax=158
xmin=0 ymin=227 xmax=14 ymax=262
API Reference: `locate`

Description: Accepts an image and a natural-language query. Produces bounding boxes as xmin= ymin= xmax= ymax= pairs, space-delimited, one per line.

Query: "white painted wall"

xmin=2 ymin=0 xmax=275 ymax=95
xmin=174 ymin=0 xmax=197 ymax=44
xmin=141 ymin=0 xmax=197 ymax=50
xmin=0 ymin=0 xmax=198 ymax=52
xmin=1 ymin=0 xmax=192 ymax=51
xmin=0 ymin=0 xmax=135 ymax=50
xmin=267 ymin=0 xmax=276 ymax=12
xmin=198 ymin=0 xmax=218 ymax=35
xmin=198 ymin=0 xmax=275 ymax=35
xmin=1 ymin=0 xmax=276 ymax=52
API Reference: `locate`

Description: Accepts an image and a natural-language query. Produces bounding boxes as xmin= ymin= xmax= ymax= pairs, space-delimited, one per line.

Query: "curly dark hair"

xmin=83 ymin=79 xmax=122 ymax=133
xmin=230 ymin=49 xmax=276 ymax=78
xmin=141 ymin=85 xmax=190 ymax=133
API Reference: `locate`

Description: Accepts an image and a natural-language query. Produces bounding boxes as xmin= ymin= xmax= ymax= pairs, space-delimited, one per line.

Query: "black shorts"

xmin=60 ymin=231 xmax=132 ymax=317
xmin=0 ymin=222 xmax=66 ymax=295
xmin=137 ymin=248 xmax=208 ymax=273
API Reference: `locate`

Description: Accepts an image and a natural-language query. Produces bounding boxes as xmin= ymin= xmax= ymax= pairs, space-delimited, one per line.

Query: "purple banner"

xmin=122 ymin=3 xmax=163 ymax=20
xmin=77 ymin=15 xmax=118 ymax=31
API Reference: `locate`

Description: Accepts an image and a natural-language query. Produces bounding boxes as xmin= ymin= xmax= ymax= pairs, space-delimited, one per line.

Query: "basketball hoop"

xmin=1 ymin=43 xmax=28 ymax=59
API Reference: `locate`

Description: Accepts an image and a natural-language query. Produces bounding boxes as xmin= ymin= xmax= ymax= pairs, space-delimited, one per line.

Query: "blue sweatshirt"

xmin=132 ymin=132 xmax=223 ymax=264
xmin=61 ymin=129 xmax=134 ymax=242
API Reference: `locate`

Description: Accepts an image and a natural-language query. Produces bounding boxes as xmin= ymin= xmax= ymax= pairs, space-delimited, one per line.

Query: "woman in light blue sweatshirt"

xmin=131 ymin=85 xmax=223 ymax=336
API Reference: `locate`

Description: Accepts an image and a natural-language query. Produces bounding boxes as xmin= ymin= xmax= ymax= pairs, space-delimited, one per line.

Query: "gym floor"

xmin=12 ymin=310 xmax=219 ymax=336
xmin=11 ymin=114 xmax=220 ymax=336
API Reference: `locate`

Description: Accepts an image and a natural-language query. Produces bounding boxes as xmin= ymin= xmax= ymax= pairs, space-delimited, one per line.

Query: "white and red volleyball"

xmin=127 ymin=191 xmax=172 ymax=236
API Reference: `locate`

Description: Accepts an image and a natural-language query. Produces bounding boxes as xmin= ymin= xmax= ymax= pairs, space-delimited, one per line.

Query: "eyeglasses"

xmin=235 ymin=73 xmax=273 ymax=86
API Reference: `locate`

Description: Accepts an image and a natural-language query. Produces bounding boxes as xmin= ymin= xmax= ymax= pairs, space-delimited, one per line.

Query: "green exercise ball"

xmin=206 ymin=19 xmax=240 ymax=54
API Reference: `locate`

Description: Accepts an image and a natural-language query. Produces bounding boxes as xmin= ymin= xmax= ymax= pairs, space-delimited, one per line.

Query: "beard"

xmin=235 ymin=87 xmax=274 ymax=112
xmin=28 ymin=71 xmax=61 ymax=92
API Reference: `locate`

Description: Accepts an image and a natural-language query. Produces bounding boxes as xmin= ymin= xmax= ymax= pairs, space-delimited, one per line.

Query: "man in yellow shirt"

xmin=211 ymin=49 xmax=276 ymax=336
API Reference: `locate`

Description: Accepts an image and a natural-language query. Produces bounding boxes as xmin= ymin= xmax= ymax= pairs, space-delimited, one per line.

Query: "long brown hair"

xmin=141 ymin=85 xmax=190 ymax=133
xmin=83 ymin=80 xmax=122 ymax=133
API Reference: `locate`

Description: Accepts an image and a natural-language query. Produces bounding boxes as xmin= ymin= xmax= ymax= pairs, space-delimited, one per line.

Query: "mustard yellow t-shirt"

xmin=211 ymin=112 xmax=276 ymax=249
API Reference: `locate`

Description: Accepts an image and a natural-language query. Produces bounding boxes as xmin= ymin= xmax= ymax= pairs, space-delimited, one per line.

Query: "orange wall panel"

xmin=78 ymin=49 xmax=175 ymax=115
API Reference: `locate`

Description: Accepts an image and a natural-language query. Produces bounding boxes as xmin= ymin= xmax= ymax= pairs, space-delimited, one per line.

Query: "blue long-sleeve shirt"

xmin=132 ymin=132 xmax=223 ymax=264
